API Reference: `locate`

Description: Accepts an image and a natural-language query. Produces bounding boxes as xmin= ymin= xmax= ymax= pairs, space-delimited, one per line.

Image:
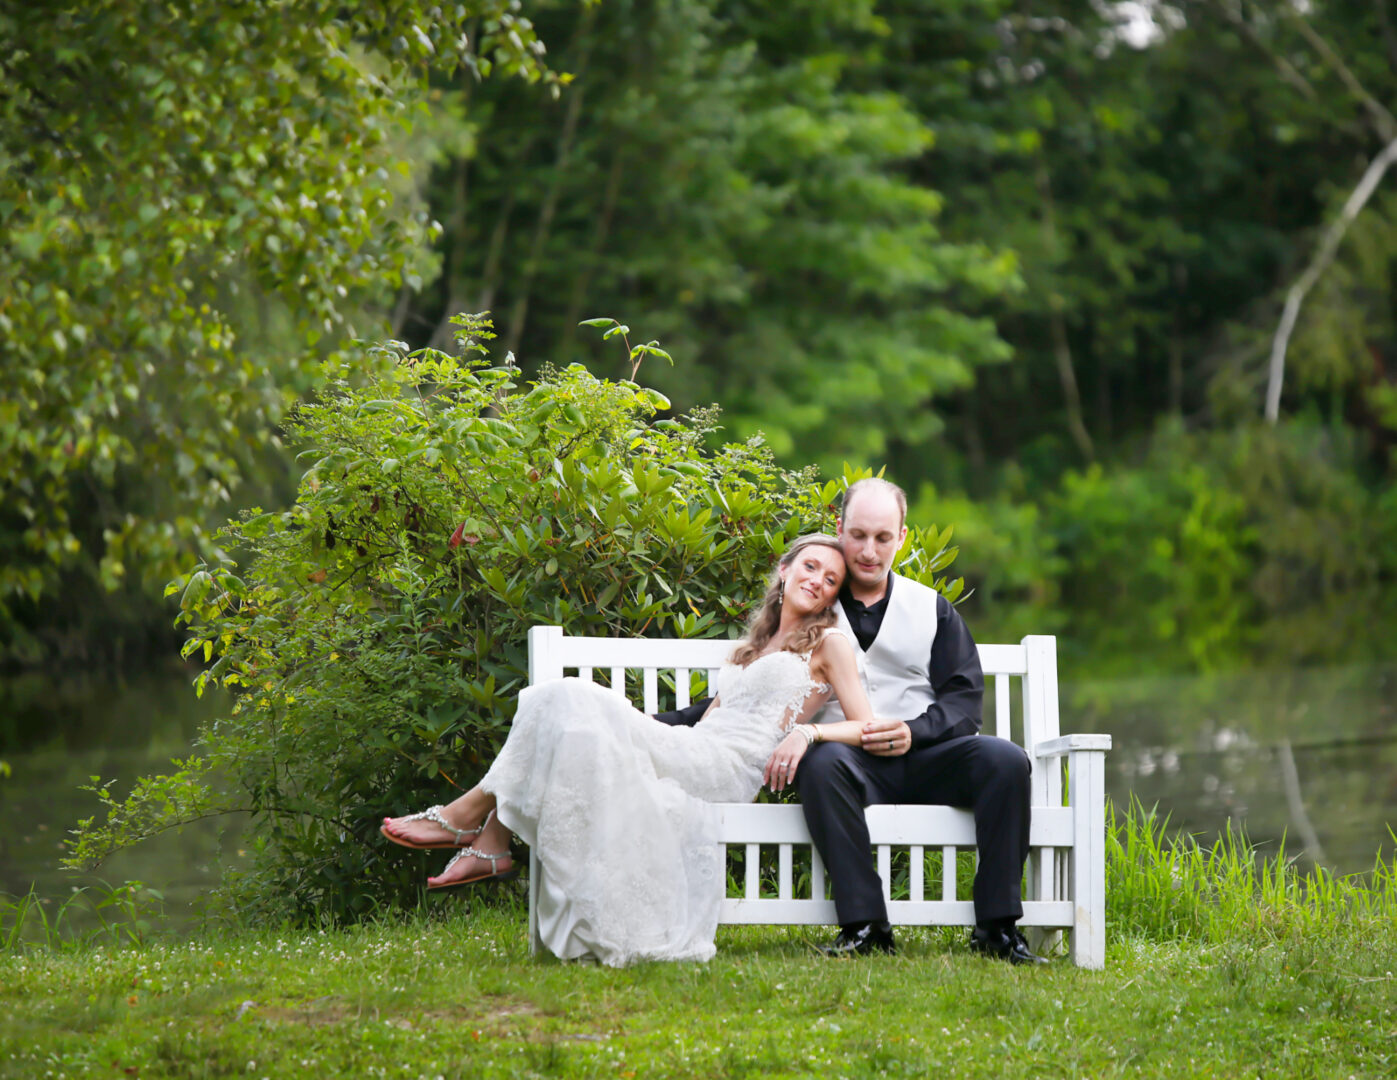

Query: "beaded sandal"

xmin=426 ymin=845 xmax=518 ymax=890
xmin=380 ymin=806 xmax=496 ymax=851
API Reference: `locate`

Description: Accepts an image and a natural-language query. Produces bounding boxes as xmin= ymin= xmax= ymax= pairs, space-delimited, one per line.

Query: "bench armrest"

xmin=1034 ymin=734 xmax=1112 ymax=758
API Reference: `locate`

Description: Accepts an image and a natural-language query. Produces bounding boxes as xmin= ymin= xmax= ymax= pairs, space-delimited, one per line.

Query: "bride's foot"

xmin=426 ymin=845 xmax=517 ymax=890
xmin=380 ymin=806 xmax=495 ymax=851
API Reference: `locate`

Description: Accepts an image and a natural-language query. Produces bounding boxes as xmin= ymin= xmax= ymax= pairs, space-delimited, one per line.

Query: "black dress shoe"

xmin=818 ymin=921 xmax=897 ymax=957
xmin=969 ymin=925 xmax=1048 ymax=965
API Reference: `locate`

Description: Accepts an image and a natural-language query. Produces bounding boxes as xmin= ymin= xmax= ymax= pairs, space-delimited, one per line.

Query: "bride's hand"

xmin=763 ymin=731 xmax=808 ymax=793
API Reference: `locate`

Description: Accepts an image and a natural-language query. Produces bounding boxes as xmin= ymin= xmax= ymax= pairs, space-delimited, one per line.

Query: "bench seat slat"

xmin=715 ymin=804 xmax=1074 ymax=847
xmin=720 ymin=899 xmax=1075 ymax=927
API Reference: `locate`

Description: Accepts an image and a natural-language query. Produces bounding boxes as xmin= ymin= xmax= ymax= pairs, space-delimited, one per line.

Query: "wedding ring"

xmin=887 ymin=739 xmax=894 ymax=750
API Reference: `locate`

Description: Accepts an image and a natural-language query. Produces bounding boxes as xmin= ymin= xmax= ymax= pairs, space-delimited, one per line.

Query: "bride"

xmin=380 ymin=532 xmax=879 ymax=965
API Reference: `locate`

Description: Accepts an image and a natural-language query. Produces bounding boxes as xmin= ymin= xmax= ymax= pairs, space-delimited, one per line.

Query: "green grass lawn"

xmin=3 ymin=896 xmax=1394 ymax=1079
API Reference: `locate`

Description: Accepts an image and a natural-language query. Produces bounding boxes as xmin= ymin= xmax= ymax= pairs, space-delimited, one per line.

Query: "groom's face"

xmin=837 ymin=489 xmax=907 ymax=597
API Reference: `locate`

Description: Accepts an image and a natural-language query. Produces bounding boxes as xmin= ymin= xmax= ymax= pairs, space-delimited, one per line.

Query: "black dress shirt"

xmin=655 ymin=574 xmax=984 ymax=746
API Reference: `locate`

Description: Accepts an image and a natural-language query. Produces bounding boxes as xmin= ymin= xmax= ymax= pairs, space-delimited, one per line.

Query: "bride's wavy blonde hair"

xmin=729 ymin=533 xmax=844 ymax=667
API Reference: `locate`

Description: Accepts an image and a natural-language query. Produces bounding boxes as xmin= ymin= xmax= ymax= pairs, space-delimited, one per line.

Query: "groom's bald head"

xmin=841 ymin=477 xmax=907 ymax=529
xmin=837 ymin=478 xmax=909 ymax=601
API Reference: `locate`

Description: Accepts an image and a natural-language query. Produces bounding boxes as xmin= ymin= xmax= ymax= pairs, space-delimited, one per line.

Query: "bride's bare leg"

xmin=381 ymin=788 xmax=497 ymax=847
xmin=427 ymin=810 xmax=514 ymax=888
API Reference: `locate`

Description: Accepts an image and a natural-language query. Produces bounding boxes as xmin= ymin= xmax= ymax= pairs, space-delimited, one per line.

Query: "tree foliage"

xmin=0 ymin=0 xmax=551 ymax=656
xmin=401 ymin=0 xmax=1016 ymax=470
xmin=66 ymin=316 xmax=962 ymax=922
xmin=7 ymin=0 xmax=1397 ymax=696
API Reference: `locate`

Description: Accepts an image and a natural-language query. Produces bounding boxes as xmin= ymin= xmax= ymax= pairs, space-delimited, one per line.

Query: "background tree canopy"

xmin=2 ymin=0 xmax=1394 ymax=682
xmin=0 ymin=0 xmax=550 ymax=663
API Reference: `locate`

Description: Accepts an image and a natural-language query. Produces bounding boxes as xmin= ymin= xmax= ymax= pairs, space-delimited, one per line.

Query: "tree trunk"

xmin=1379 ymin=0 xmax=1397 ymax=72
xmin=428 ymin=64 xmax=478 ymax=353
xmin=1266 ymin=136 xmax=1397 ymax=422
xmin=502 ymin=6 xmax=599 ymax=359
xmin=1036 ymin=161 xmax=1095 ymax=462
xmin=1287 ymin=13 xmax=1397 ymax=141
xmin=1169 ymin=262 xmax=1188 ymax=416
xmin=560 ymin=146 xmax=627 ymax=356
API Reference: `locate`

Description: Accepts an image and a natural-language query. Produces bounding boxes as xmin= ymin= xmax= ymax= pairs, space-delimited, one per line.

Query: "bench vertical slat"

xmin=1022 ymin=641 xmax=1052 ymax=939
xmin=642 ymin=668 xmax=658 ymax=714
xmin=910 ymin=845 xmax=925 ymax=902
xmin=1024 ymin=665 xmax=1047 ymax=805
xmin=994 ymin=673 xmax=1010 ymax=739
xmin=778 ymin=844 xmax=792 ymax=900
xmin=877 ymin=846 xmax=891 ymax=902
xmin=577 ymin=666 xmax=592 ymax=682
xmin=1039 ymin=638 xmax=1064 ymax=810
xmin=675 ymin=668 xmax=691 ymax=708
xmin=523 ymin=625 xmax=561 ymax=960
xmin=811 ymin=847 xmax=825 ymax=900
xmin=745 ymin=843 xmax=760 ymax=900
xmin=942 ymin=846 xmax=956 ymax=901
xmin=1059 ymin=848 xmax=1069 ymax=915
xmin=707 ymin=668 xmax=722 ymax=695
xmin=1036 ymin=757 xmax=1060 ymax=903
xmin=610 ymin=666 xmax=627 ymax=698
xmin=528 ymin=849 xmax=541 ymax=956
xmin=1037 ymin=850 xmax=1054 ymax=904
xmin=1033 ymin=637 xmax=1064 ymax=912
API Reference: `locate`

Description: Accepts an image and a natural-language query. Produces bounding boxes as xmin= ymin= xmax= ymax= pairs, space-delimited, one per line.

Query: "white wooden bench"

xmin=525 ymin=626 xmax=1112 ymax=967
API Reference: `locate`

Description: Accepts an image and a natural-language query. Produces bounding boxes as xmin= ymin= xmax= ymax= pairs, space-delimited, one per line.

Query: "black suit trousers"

xmin=795 ymin=735 xmax=1032 ymax=927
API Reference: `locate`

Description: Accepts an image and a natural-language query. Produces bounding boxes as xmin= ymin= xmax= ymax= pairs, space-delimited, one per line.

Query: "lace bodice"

xmin=711 ymin=648 xmax=832 ymax=735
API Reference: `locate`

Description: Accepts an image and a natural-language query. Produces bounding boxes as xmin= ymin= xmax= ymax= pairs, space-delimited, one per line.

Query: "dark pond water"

xmin=2 ymin=660 xmax=1393 ymax=932
xmin=0 ymin=665 xmax=246 ymax=930
xmin=1068 ymin=662 xmax=1397 ymax=874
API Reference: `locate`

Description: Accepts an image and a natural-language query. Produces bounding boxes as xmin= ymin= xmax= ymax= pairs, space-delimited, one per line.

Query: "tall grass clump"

xmin=0 ymin=881 xmax=166 ymax=953
xmin=1108 ymin=797 xmax=1397 ymax=942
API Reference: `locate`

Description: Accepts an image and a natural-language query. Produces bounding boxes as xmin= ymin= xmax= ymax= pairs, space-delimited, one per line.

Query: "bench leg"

xmin=1068 ymin=749 xmax=1107 ymax=968
xmin=528 ymin=848 xmax=541 ymax=957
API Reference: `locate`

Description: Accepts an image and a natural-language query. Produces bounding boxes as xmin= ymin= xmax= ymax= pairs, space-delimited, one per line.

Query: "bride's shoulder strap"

xmin=799 ymin=625 xmax=837 ymax=661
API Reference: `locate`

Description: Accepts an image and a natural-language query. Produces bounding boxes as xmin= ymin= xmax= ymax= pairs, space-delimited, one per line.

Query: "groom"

xmin=658 ymin=477 xmax=1043 ymax=964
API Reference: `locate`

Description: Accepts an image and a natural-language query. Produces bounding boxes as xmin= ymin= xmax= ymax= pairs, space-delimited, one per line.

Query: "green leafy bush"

xmin=67 ymin=316 xmax=961 ymax=924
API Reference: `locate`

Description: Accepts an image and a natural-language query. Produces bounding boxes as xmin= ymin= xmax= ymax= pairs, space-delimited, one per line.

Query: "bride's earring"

xmin=778 ymin=578 xmax=785 ymax=604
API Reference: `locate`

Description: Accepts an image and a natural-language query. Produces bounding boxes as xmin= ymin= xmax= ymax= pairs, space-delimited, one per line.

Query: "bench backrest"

xmin=525 ymin=627 xmax=1064 ymax=808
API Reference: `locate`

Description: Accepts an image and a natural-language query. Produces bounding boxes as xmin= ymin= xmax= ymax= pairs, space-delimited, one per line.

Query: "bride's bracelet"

xmin=796 ymin=725 xmax=822 ymax=746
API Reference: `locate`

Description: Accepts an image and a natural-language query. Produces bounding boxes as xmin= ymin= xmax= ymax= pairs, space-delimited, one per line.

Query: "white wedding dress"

xmin=479 ymin=645 xmax=832 ymax=966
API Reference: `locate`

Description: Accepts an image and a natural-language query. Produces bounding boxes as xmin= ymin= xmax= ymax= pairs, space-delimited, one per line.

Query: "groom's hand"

xmin=861 ymin=718 xmax=911 ymax=757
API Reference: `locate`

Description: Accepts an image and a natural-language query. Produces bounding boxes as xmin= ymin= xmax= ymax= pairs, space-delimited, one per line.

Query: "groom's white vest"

xmin=812 ymin=571 xmax=939 ymax=724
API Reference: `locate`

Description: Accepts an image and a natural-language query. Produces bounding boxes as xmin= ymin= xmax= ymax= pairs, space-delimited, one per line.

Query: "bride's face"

xmin=780 ymin=545 xmax=845 ymax=616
